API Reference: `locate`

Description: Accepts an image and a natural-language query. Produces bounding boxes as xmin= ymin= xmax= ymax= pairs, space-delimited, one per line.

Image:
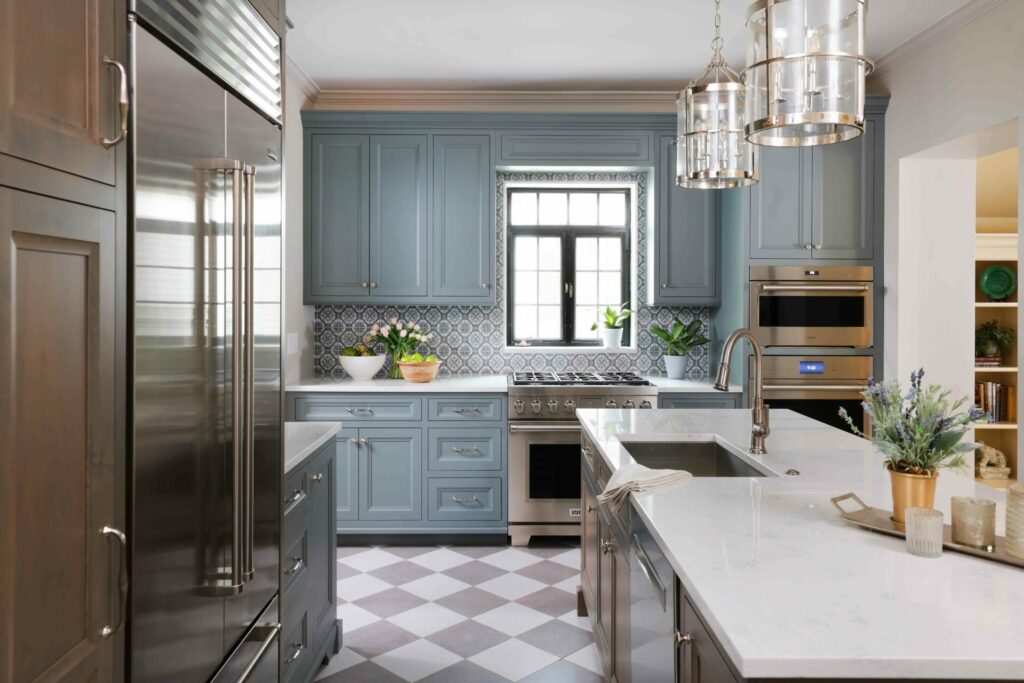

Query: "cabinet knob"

xmin=482 ymin=282 xmax=490 ymax=289
xmin=661 ymin=283 xmax=667 ymax=288
xmin=587 ymin=505 xmax=595 ymax=513
xmin=369 ymin=281 xmax=377 ymax=288
xmin=804 ymin=243 xmax=813 ymax=250
xmin=675 ymin=631 xmax=693 ymax=646
xmin=814 ymin=244 xmax=822 ymax=250
xmin=361 ymin=281 xmax=369 ymax=288
xmin=312 ymin=472 xmax=324 ymax=482
xmin=601 ymin=539 xmax=614 ymax=555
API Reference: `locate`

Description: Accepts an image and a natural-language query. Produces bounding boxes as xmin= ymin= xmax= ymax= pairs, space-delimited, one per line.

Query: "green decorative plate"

xmin=980 ymin=264 xmax=1017 ymax=301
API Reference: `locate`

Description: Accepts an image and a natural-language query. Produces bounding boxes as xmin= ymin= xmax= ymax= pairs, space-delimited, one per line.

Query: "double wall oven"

xmin=755 ymin=356 xmax=872 ymax=436
xmin=507 ymin=372 xmax=657 ymax=546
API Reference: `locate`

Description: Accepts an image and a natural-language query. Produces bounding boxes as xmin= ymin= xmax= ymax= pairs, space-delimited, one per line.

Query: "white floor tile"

xmin=336 ymin=573 xmax=392 ymax=602
xmin=565 ymin=642 xmax=603 ymax=675
xmin=557 ymin=609 xmax=593 ymax=632
xmin=314 ymin=647 xmax=365 ymax=680
xmin=373 ymin=639 xmax=461 ymax=682
xmin=548 ymin=548 xmax=581 ymax=569
xmin=388 ymin=602 xmax=467 ymax=638
xmin=552 ymin=576 xmax=578 ymax=594
xmin=399 ymin=573 xmax=471 ymax=601
xmin=476 ymin=572 xmax=547 ymax=601
xmin=477 ymin=548 xmax=544 ymax=572
xmin=469 ymin=638 xmax=559 ymax=681
xmin=472 ymin=602 xmax=551 ymax=637
xmin=336 ymin=602 xmax=382 ymax=632
xmin=408 ymin=548 xmax=473 ymax=572
xmin=340 ymin=548 xmax=404 ymax=572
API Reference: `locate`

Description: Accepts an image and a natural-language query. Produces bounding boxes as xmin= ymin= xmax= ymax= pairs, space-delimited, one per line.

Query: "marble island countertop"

xmin=576 ymin=407 xmax=1023 ymax=680
xmin=284 ymin=421 xmax=342 ymax=474
xmin=286 ymin=374 xmax=741 ymax=393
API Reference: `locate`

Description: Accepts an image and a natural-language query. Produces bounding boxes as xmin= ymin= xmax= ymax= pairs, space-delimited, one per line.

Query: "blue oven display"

xmin=799 ymin=361 xmax=825 ymax=375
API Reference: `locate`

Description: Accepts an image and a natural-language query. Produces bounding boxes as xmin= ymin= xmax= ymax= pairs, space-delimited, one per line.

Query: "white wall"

xmin=872 ymin=0 xmax=1024 ymax=381
xmin=283 ymin=68 xmax=314 ymax=384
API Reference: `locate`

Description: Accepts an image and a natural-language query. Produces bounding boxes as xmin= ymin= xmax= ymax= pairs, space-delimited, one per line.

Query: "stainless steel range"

xmin=507 ymin=371 xmax=657 ymax=546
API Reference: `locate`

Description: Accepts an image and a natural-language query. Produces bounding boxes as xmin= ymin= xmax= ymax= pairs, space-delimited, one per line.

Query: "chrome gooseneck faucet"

xmin=714 ymin=329 xmax=769 ymax=455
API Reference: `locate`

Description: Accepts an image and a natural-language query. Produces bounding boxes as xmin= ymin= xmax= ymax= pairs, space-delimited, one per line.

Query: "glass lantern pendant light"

xmin=676 ymin=0 xmax=758 ymax=189
xmin=743 ymin=0 xmax=872 ymax=146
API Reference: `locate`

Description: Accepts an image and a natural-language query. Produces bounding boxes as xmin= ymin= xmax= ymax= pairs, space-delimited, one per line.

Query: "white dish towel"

xmin=597 ymin=463 xmax=692 ymax=513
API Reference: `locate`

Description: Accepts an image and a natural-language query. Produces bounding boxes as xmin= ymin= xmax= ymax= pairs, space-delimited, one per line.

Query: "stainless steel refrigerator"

xmin=129 ymin=1 xmax=283 ymax=680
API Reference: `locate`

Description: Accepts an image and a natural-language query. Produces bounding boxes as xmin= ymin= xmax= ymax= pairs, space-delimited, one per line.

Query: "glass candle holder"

xmin=1006 ymin=483 xmax=1024 ymax=560
xmin=951 ymin=497 xmax=996 ymax=552
xmin=904 ymin=508 xmax=944 ymax=558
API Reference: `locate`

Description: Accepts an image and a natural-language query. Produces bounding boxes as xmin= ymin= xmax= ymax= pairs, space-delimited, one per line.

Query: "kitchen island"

xmin=577 ymin=407 xmax=1023 ymax=681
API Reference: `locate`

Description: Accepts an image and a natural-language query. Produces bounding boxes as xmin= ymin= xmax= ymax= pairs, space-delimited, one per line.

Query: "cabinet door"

xmin=308 ymin=447 xmax=337 ymax=654
xmin=613 ymin=541 xmax=631 ymax=683
xmin=336 ymin=435 xmax=358 ymax=522
xmin=248 ymin=0 xmax=285 ymax=36
xmin=358 ymin=428 xmax=423 ymax=521
xmin=306 ymin=134 xmax=370 ymax=301
xmin=432 ymin=135 xmax=494 ymax=301
xmin=810 ymin=118 xmax=874 ymax=260
xmin=655 ymin=135 xmax=719 ymax=305
xmin=369 ymin=135 xmax=428 ymax=298
xmin=679 ymin=597 xmax=739 ymax=683
xmin=749 ymin=147 xmax=812 ymax=258
xmin=597 ymin=513 xmax=615 ymax=675
xmin=659 ymin=394 xmax=740 ymax=409
xmin=0 ymin=187 xmax=121 ymax=683
xmin=0 ymin=0 xmax=118 ymax=185
xmin=580 ymin=474 xmax=599 ymax=614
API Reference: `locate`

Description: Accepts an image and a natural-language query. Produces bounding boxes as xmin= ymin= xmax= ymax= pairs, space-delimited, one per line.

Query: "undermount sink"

xmin=621 ymin=441 xmax=770 ymax=477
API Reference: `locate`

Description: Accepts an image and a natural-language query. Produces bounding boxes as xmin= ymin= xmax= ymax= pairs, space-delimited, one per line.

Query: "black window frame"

xmin=506 ymin=187 xmax=632 ymax=347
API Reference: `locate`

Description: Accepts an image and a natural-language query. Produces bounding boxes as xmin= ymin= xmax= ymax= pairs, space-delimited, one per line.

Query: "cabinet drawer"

xmin=427 ymin=477 xmax=503 ymax=521
xmin=428 ymin=428 xmax=502 ymax=471
xmin=282 ymin=524 xmax=309 ymax=598
xmin=428 ymin=396 xmax=503 ymax=421
xmin=283 ymin=467 xmax=310 ymax=522
xmin=294 ymin=395 xmax=422 ymax=421
xmin=281 ymin=600 xmax=312 ymax=683
xmin=658 ymin=394 xmax=740 ymax=409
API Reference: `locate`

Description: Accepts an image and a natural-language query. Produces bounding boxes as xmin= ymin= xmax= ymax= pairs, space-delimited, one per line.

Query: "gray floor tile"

xmin=518 ymin=659 xmax=604 ymax=683
xmin=417 ymin=659 xmax=512 ymax=683
xmin=515 ymin=559 xmax=580 ymax=585
xmin=516 ymin=586 xmax=578 ymax=617
xmin=353 ymin=586 xmax=428 ymax=618
xmin=425 ymin=619 xmax=510 ymax=659
xmin=317 ymin=660 xmax=407 ymax=683
xmin=369 ymin=560 xmax=434 ymax=586
xmin=448 ymin=545 xmax=507 ymax=559
xmin=336 ymin=546 xmax=371 ymax=558
xmin=435 ymin=586 xmax=507 ymax=617
xmin=343 ymin=620 xmax=419 ymax=659
xmin=441 ymin=559 xmax=507 ymax=585
xmin=336 ymin=561 xmax=362 ymax=580
xmin=517 ymin=619 xmax=595 ymax=658
xmin=380 ymin=545 xmax=438 ymax=558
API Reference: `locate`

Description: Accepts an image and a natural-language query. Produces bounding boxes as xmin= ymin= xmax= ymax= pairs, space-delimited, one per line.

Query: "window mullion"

xmin=563 ymin=231 xmax=573 ymax=344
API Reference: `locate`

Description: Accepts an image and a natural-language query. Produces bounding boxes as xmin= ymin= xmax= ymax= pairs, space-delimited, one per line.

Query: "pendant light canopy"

xmin=743 ymin=0 xmax=872 ymax=147
xmin=676 ymin=0 xmax=758 ymax=189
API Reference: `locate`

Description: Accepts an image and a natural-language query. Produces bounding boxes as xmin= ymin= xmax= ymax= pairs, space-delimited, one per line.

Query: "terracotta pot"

xmin=397 ymin=360 xmax=442 ymax=383
xmin=889 ymin=467 xmax=938 ymax=528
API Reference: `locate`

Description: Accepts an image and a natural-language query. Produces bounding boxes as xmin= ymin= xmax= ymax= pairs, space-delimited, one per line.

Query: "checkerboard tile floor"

xmin=314 ymin=542 xmax=605 ymax=682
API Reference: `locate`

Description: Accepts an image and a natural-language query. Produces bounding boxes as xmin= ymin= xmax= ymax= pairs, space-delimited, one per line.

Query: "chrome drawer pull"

xmin=347 ymin=407 xmax=374 ymax=415
xmin=451 ymin=446 xmax=481 ymax=455
xmin=452 ymin=407 xmax=481 ymax=414
xmin=451 ymin=495 xmax=481 ymax=505
xmin=312 ymin=472 xmax=324 ymax=482
xmin=100 ymin=526 xmax=128 ymax=637
xmin=284 ymin=489 xmax=305 ymax=506
xmin=285 ymin=644 xmax=305 ymax=664
xmin=675 ymin=631 xmax=693 ymax=646
xmin=285 ymin=557 xmax=304 ymax=575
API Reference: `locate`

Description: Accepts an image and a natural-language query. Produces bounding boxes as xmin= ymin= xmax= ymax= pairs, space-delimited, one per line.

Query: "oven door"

xmin=761 ymin=384 xmax=871 ymax=437
xmin=750 ymin=281 xmax=873 ymax=348
xmin=508 ymin=422 xmax=583 ymax=524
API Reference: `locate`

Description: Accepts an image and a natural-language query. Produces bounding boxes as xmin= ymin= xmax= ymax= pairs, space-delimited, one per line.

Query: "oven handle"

xmin=758 ymin=284 xmax=870 ymax=293
xmin=763 ymin=384 xmax=867 ymax=392
xmin=509 ymin=422 xmax=582 ymax=433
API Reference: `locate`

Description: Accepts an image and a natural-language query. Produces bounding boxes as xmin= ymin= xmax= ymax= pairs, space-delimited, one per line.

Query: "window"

xmin=507 ymin=187 xmax=631 ymax=347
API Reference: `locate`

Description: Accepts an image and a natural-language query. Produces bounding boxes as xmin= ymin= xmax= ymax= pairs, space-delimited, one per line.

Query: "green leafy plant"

xmin=975 ymin=319 xmax=1015 ymax=357
xmin=590 ymin=303 xmax=633 ymax=331
xmin=648 ymin=318 xmax=709 ymax=356
xmin=840 ymin=369 xmax=985 ymax=476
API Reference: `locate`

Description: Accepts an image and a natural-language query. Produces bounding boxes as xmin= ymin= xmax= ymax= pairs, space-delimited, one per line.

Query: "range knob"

xmin=622 ymin=399 xmax=636 ymax=409
xmin=547 ymin=399 xmax=559 ymax=413
xmin=564 ymin=398 xmax=577 ymax=413
xmin=639 ymin=400 xmax=653 ymax=409
xmin=530 ymin=399 xmax=543 ymax=414
xmin=513 ymin=399 xmax=525 ymax=414
xmin=605 ymin=399 xmax=618 ymax=408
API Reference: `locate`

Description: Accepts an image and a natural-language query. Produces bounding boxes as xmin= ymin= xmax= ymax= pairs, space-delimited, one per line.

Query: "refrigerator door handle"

xmin=242 ymin=163 xmax=257 ymax=582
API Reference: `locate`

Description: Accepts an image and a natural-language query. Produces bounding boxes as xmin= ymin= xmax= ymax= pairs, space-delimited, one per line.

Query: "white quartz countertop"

xmin=644 ymin=376 xmax=742 ymax=393
xmin=284 ymin=421 xmax=341 ymax=474
xmin=576 ymin=408 xmax=1023 ymax=680
xmin=286 ymin=374 xmax=734 ymax=394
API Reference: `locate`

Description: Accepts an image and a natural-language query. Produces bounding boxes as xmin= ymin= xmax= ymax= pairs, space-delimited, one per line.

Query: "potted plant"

xmin=840 ymin=368 xmax=985 ymax=528
xmin=366 ymin=319 xmax=432 ymax=379
xmin=975 ymin=319 xmax=1015 ymax=363
xmin=590 ymin=303 xmax=632 ymax=349
xmin=649 ymin=318 xmax=710 ymax=379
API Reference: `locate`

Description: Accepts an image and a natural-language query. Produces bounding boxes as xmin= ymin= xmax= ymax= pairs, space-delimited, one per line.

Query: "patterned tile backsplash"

xmin=314 ymin=171 xmax=711 ymax=379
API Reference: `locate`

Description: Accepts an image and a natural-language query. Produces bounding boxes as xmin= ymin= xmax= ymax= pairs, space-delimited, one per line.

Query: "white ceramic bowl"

xmin=338 ymin=355 xmax=386 ymax=381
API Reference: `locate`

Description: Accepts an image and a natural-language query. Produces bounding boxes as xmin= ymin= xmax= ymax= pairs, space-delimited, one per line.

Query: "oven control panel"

xmin=509 ymin=391 xmax=658 ymax=419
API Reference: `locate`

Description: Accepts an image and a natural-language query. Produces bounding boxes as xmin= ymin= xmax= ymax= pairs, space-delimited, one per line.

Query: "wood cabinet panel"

xmin=0 ymin=187 xmax=120 ymax=683
xmin=309 ymin=447 xmax=336 ymax=653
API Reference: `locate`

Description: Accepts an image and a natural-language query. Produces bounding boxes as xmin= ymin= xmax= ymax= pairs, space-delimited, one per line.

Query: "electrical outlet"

xmin=287 ymin=333 xmax=299 ymax=354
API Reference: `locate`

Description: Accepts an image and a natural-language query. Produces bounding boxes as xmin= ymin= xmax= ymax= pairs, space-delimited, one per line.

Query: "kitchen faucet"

xmin=714 ymin=329 xmax=769 ymax=455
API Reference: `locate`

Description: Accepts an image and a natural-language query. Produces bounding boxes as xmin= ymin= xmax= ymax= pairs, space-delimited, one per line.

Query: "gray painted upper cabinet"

xmin=651 ymin=135 xmax=719 ymax=306
xmin=431 ymin=135 xmax=494 ymax=300
xmin=749 ymin=147 xmax=812 ymax=259
xmin=247 ymin=0 xmax=286 ymax=36
xmin=370 ymin=135 xmax=429 ymax=298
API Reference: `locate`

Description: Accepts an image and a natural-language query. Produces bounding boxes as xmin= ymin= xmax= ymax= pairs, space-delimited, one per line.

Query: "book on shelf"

xmin=975 ymin=357 xmax=1004 ymax=367
xmin=975 ymin=382 xmax=1017 ymax=423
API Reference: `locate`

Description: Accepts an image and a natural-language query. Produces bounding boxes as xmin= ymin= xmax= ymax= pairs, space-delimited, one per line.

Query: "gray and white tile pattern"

xmin=316 ymin=543 xmax=604 ymax=683
xmin=313 ymin=170 xmax=711 ymax=380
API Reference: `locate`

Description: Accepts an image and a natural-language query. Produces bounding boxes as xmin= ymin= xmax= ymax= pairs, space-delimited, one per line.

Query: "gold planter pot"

xmin=889 ymin=468 xmax=938 ymax=528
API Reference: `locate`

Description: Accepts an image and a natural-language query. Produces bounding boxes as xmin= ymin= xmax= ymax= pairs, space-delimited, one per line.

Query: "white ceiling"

xmin=287 ymin=0 xmax=975 ymax=91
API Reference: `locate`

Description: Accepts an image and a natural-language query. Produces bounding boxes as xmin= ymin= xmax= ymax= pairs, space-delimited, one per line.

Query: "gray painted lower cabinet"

xmin=658 ymin=393 xmax=741 ymax=409
xmin=282 ymin=439 xmax=340 ymax=683
xmin=287 ymin=392 xmax=508 ymax=535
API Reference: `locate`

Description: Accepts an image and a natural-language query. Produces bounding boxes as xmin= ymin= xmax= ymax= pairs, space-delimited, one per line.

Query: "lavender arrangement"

xmin=840 ymin=369 xmax=985 ymax=476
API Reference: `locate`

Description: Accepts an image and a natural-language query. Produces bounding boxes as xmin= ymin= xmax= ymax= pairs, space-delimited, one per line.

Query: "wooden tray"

xmin=830 ymin=493 xmax=1024 ymax=569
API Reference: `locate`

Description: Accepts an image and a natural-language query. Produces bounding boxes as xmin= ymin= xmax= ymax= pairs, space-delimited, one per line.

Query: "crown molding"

xmin=870 ymin=0 xmax=1007 ymax=81
xmin=308 ymin=89 xmax=679 ymax=113
xmin=285 ymin=55 xmax=319 ymax=100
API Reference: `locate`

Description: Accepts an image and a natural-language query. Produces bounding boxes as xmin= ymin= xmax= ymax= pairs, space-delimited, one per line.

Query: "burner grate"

xmin=511 ymin=371 xmax=650 ymax=386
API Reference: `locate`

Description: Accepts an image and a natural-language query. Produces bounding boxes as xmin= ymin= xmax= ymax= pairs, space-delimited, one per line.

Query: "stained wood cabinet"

xmin=678 ymin=596 xmax=740 ymax=683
